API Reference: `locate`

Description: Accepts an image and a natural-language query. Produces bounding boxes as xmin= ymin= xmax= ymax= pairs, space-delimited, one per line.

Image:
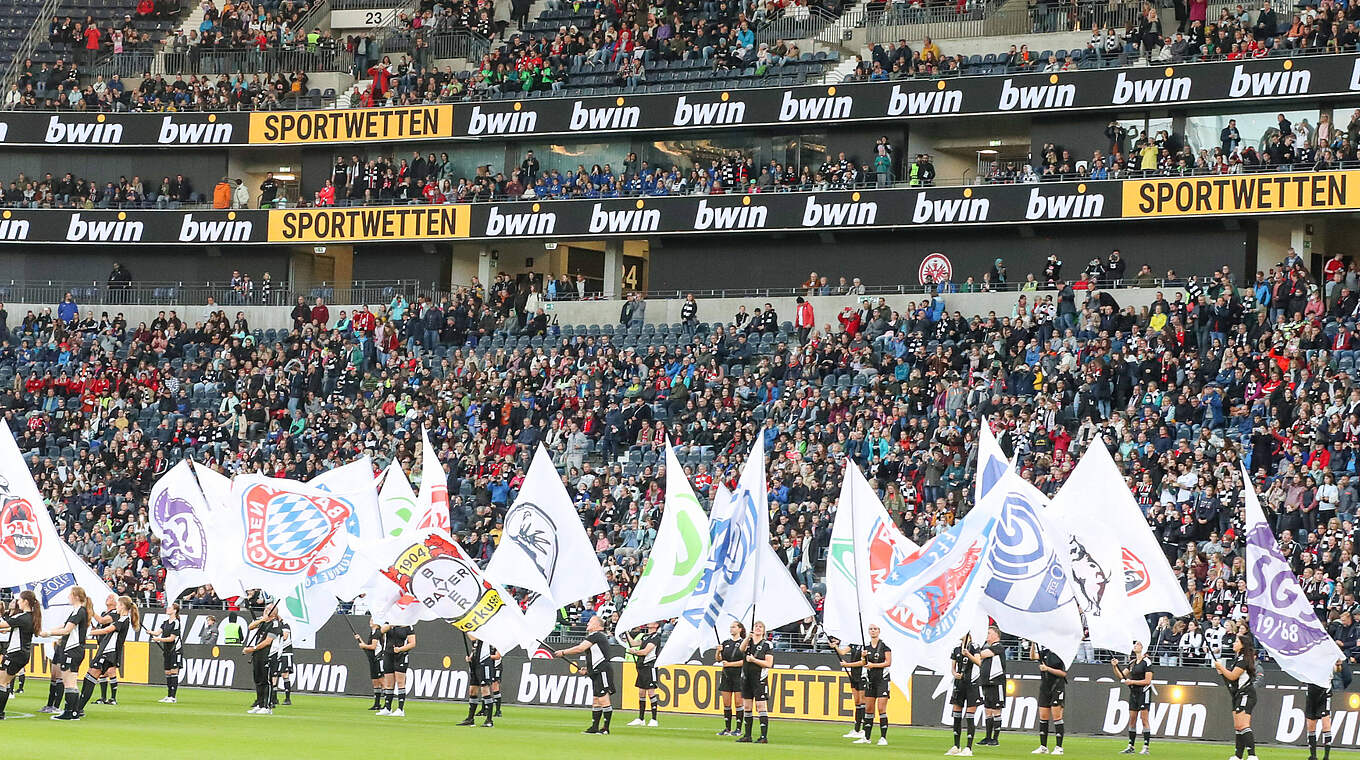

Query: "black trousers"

xmin=252 ymin=655 xmax=271 ymax=706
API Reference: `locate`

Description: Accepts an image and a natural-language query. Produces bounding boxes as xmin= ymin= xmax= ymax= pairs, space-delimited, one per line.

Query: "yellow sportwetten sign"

xmin=620 ymin=662 xmax=910 ymax=723
xmin=1123 ymin=171 xmax=1360 ymax=217
xmin=268 ymin=205 xmax=470 ymax=242
xmin=248 ymin=105 xmax=453 ymax=144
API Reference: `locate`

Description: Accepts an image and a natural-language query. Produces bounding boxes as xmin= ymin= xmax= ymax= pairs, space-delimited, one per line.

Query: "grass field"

xmin=0 ymin=685 xmax=1337 ymax=758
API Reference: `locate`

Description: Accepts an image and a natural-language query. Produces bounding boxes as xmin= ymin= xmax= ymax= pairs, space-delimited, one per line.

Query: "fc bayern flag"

xmin=1243 ymin=467 xmax=1343 ymax=687
xmin=0 ymin=422 xmax=71 ymax=586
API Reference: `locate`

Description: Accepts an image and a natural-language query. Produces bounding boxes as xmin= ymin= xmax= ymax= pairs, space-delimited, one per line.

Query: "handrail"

xmin=3 ymin=0 xmax=63 ymax=90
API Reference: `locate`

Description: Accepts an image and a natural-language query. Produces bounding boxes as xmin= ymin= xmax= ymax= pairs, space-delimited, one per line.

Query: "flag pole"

xmin=846 ymin=461 xmax=869 ymax=645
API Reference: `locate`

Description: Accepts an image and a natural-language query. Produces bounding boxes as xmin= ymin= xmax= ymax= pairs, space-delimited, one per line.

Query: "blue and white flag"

xmin=975 ymin=421 xmax=1085 ymax=666
xmin=658 ymin=437 xmax=773 ymax=666
xmin=1243 ymin=466 xmax=1342 ymax=687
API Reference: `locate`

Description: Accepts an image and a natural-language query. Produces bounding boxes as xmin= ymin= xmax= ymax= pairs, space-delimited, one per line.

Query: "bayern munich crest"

xmin=241 ymin=483 xmax=352 ymax=574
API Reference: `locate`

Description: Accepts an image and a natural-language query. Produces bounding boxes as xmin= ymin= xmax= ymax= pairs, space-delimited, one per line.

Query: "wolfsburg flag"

xmin=1243 ymin=466 xmax=1342 ymax=687
xmin=615 ymin=441 xmax=710 ymax=634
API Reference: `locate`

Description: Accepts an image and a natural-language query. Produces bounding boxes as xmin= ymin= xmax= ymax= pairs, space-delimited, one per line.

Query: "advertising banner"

xmin=247 ymin=105 xmax=454 ymax=145
xmin=1124 ymin=170 xmax=1360 ymax=218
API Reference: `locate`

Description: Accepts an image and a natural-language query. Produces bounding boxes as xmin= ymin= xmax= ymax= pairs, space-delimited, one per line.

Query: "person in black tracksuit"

xmin=715 ymin=621 xmax=747 ymax=736
xmin=625 ymin=621 xmax=662 ymax=726
xmin=244 ymin=602 xmax=280 ymax=715
xmin=965 ymin=626 xmax=1006 ymax=747
xmin=0 ymin=590 xmax=40 ymax=719
xmin=83 ymin=595 xmax=137 ymax=709
xmin=1114 ymin=641 xmax=1154 ymax=754
xmin=152 ymin=602 xmax=184 ymax=703
xmin=858 ymin=625 xmax=892 ymax=746
xmin=1032 ymin=642 xmax=1068 ymax=754
xmin=461 ymin=634 xmax=487 ymax=725
xmin=1304 ymin=660 xmax=1340 ymax=760
xmin=1213 ymin=635 xmax=1259 ymax=760
xmin=949 ymin=633 xmax=982 ymax=755
xmin=554 ymin=615 xmax=616 ymax=734
xmin=40 ymin=586 xmax=93 ymax=720
xmin=737 ymin=621 xmax=774 ymax=744
xmin=831 ymin=636 xmax=867 ymax=739
xmin=357 ymin=621 xmax=383 ymax=710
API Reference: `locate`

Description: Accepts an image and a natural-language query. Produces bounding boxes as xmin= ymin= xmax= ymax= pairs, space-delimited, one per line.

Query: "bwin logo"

xmin=778 ymin=88 xmax=852 ymax=121
xmin=179 ymin=213 xmax=254 ymax=242
xmin=515 ymin=663 xmax=594 ymax=706
xmin=45 ymin=115 xmax=123 ymax=143
xmin=158 ymin=116 xmax=234 ymax=143
xmin=1025 ymin=186 xmax=1105 ymax=219
xmin=998 ymin=77 xmax=1076 ymax=111
xmin=693 ymin=198 xmax=767 ymax=230
xmin=485 ymin=204 xmax=557 ymax=236
xmin=67 ymin=213 xmax=143 ymax=242
xmin=912 ymin=190 xmax=990 ymax=223
xmin=0 ymin=212 xmax=29 ymax=240
xmin=406 ymin=668 xmax=469 ymax=700
xmin=1112 ymin=70 xmax=1191 ymax=104
xmin=801 ymin=193 xmax=878 ymax=227
xmin=588 ymin=202 xmax=659 ymax=233
xmin=1102 ymin=689 xmax=1207 ymax=738
xmin=292 ymin=663 xmax=348 ymax=694
xmin=1229 ymin=63 xmax=1312 ymax=97
xmin=887 ymin=84 xmax=962 ymax=116
xmin=466 ymin=104 xmax=538 ymax=135
xmin=569 ymin=99 xmax=641 ymax=131
xmin=180 ymin=658 xmax=235 ymax=687
xmin=673 ymin=95 xmax=746 ymax=126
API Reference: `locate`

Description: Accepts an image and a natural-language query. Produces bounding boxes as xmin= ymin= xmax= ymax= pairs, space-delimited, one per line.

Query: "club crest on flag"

xmin=877 ymin=518 xmax=992 ymax=643
xmin=25 ymin=571 xmax=76 ymax=606
xmin=986 ymin=492 xmax=1070 ymax=614
xmin=1122 ymin=547 xmax=1151 ymax=596
xmin=417 ymin=479 xmax=449 ymax=532
xmin=0 ymin=493 xmax=42 ymax=561
xmin=383 ymin=533 xmax=505 ymax=632
xmin=242 ymin=483 xmax=352 ymax=574
xmin=152 ymin=489 xmax=207 ymax=572
xmin=1247 ymin=522 xmax=1331 ymax=657
xmin=504 ymin=502 xmax=558 ymax=580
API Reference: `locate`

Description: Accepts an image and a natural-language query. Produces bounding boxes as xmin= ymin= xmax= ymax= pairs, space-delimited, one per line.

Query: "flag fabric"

xmin=149 ymin=460 xmax=228 ymax=603
xmin=1074 ymin=442 xmax=1191 ymax=624
xmin=658 ymin=437 xmax=783 ymax=666
xmin=188 ymin=461 xmax=247 ymax=599
xmin=416 ymin=428 xmax=450 ymax=533
xmin=1048 ymin=447 xmax=1143 ymax=653
xmin=18 ymin=540 xmax=117 ymax=616
xmin=306 ymin=457 xmax=386 ymax=600
xmin=616 ymin=442 xmax=711 ymax=634
xmin=366 ymin=528 xmax=528 ymax=654
xmin=0 ymin=423 xmax=71 ymax=586
xmin=1243 ymin=466 xmax=1343 ymax=687
xmin=974 ymin=421 xmax=1085 ymax=666
xmin=485 ymin=444 xmax=607 ymax=646
xmin=377 ymin=462 xmax=421 ymax=539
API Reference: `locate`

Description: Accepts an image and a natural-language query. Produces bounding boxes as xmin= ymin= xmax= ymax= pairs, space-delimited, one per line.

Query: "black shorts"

xmin=53 ymin=647 xmax=85 ymax=672
xmin=1306 ymin=686 xmax=1333 ymax=720
xmin=865 ymin=675 xmax=891 ymax=699
xmin=1233 ymin=688 xmax=1257 ymax=715
xmin=950 ymin=683 xmax=980 ymax=709
xmin=1039 ymin=679 xmax=1066 ymax=708
xmin=590 ymin=667 xmax=616 ymax=697
xmin=720 ymin=667 xmax=743 ymax=693
xmin=982 ymin=684 xmax=1004 ymax=709
xmin=2 ymin=651 xmax=28 ymax=677
xmin=383 ymin=652 xmax=408 ymax=674
xmin=741 ymin=674 xmax=769 ymax=702
xmin=845 ymin=668 xmax=865 ymax=692
xmin=90 ymin=652 xmax=119 ymax=671
xmin=635 ymin=665 xmax=657 ymax=689
xmin=1128 ymin=687 xmax=1152 ymax=712
xmin=163 ymin=651 xmax=183 ymax=672
xmin=494 ymin=662 xmax=503 ymax=681
xmin=367 ymin=656 xmax=381 ymax=681
xmin=478 ymin=663 xmax=497 ymax=685
xmin=276 ymin=653 xmax=294 ymax=675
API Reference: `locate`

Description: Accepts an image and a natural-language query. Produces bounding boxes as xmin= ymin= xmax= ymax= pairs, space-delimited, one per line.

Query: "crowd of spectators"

xmin=6 ymin=243 xmax=1360 ymax=673
xmin=5 ymin=64 xmax=319 ymax=111
xmin=0 ymin=170 xmax=209 ymax=208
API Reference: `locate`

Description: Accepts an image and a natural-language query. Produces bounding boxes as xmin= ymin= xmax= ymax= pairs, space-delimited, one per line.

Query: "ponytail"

xmin=118 ymin=595 xmax=140 ymax=631
xmin=1240 ymin=636 xmax=1258 ymax=676
xmin=70 ymin=586 xmax=94 ymax=621
xmin=19 ymin=589 xmax=41 ymax=632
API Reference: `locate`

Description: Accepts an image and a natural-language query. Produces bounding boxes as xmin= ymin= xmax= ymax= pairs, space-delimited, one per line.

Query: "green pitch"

xmin=0 ymin=685 xmax=1336 ymax=758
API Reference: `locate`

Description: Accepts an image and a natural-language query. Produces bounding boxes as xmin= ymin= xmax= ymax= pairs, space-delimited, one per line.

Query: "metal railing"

xmin=848 ymin=0 xmax=1144 ymax=44
xmin=2 ymin=0 xmax=62 ymax=89
xmin=428 ymin=30 xmax=492 ymax=61
xmin=756 ymin=5 xmax=844 ymax=45
xmin=109 ymin=47 xmax=346 ymax=77
xmin=0 ymin=279 xmax=425 ymax=308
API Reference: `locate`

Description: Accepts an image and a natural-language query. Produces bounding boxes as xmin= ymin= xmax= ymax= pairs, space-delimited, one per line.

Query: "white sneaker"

xmin=390 ymin=708 xmax=405 ymax=717
xmin=159 ymin=697 xmax=172 ymax=703
xmin=1033 ymin=748 xmax=1049 ymax=754
xmin=945 ymin=747 xmax=960 ymax=756
xmin=1052 ymin=748 xmax=1064 ymax=756
xmin=878 ymin=737 xmax=889 ymax=746
xmin=1228 ymin=756 xmax=1241 ymax=760
xmin=959 ymin=749 xmax=974 ymax=757
xmin=628 ymin=718 xmax=645 ymax=726
xmin=847 ymin=730 xmax=865 ymax=739
xmin=647 ymin=719 xmax=658 ymax=727
xmin=376 ymin=708 xmax=390 ymax=716
xmin=257 ymin=708 xmax=272 ymax=715
xmin=247 ymin=706 xmax=260 ymax=714
xmin=854 ymin=737 xmax=872 ymax=744
xmin=168 ymin=697 xmax=177 ymax=704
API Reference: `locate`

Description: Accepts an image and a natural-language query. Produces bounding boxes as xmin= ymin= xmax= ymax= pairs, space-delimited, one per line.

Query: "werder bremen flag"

xmin=377 ymin=462 xmax=421 ymax=539
xmin=367 ymin=528 xmax=528 ymax=654
xmin=616 ymin=441 xmax=710 ymax=634
xmin=486 ymin=444 xmax=607 ymax=646
xmin=1243 ymin=466 xmax=1342 ymax=687
xmin=0 ymin=423 xmax=71 ymax=586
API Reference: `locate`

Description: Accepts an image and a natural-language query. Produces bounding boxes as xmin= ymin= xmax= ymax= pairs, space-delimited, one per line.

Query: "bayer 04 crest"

xmin=382 ymin=533 xmax=506 ymax=632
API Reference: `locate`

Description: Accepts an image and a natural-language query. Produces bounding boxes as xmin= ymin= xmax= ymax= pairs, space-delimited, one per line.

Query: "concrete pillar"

xmin=477 ymin=244 xmax=495 ymax=289
xmin=603 ymin=240 xmax=624 ymax=299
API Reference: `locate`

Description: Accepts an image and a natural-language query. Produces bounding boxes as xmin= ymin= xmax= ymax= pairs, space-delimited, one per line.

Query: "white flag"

xmin=188 ymin=461 xmax=247 ymax=598
xmin=18 ymin=540 xmax=118 ymax=617
xmin=486 ymin=444 xmax=607 ymax=646
xmin=376 ymin=462 xmax=421 ymax=539
xmin=307 ymin=457 xmax=386 ymax=600
xmin=1074 ymin=442 xmax=1190 ymax=624
xmin=1243 ymin=467 xmax=1343 ymax=687
xmin=416 ymin=428 xmax=450 ymax=533
xmin=616 ymin=442 xmax=711 ymax=634
xmin=149 ymin=460 xmax=228 ymax=603
xmin=1049 ymin=446 xmax=1143 ymax=653
xmin=0 ymin=423 xmax=71 ymax=586
xmin=975 ymin=421 xmax=1084 ymax=667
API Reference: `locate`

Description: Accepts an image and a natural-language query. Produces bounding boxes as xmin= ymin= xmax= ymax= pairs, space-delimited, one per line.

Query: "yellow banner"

xmin=267 ymin=205 xmax=470 ymax=243
xmin=1123 ymin=171 xmax=1360 ymax=217
xmin=25 ymin=641 xmax=151 ymax=684
xmin=619 ymin=662 xmax=910 ymax=723
xmin=248 ymin=105 xmax=453 ymax=144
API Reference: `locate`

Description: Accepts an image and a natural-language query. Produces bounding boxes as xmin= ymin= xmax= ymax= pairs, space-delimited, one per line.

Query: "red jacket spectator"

xmin=795 ymin=299 xmax=814 ymax=329
xmin=352 ymin=308 xmax=376 ymax=335
xmin=316 ymin=183 xmax=335 ymax=206
xmin=311 ymin=302 xmax=330 ymax=324
xmin=838 ymin=307 xmax=862 ymax=336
